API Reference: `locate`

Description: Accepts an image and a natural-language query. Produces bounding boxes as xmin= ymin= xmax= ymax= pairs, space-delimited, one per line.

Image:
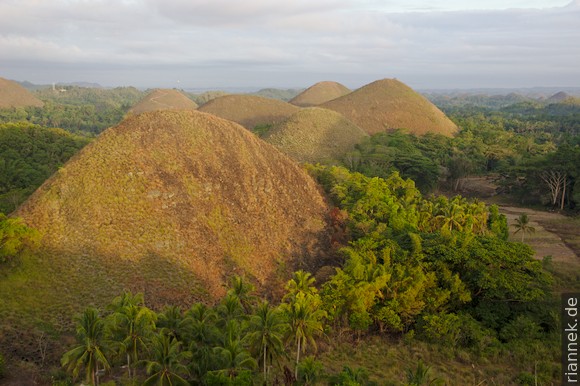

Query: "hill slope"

xmin=198 ymin=94 xmax=299 ymax=129
xmin=0 ymin=77 xmax=44 ymax=108
xmin=7 ymin=110 xmax=330 ymax=323
xmin=322 ymin=79 xmax=458 ymax=136
xmin=129 ymin=89 xmax=198 ymax=114
xmin=264 ymin=107 xmax=368 ymax=164
xmin=289 ymin=81 xmax=351 ymax=107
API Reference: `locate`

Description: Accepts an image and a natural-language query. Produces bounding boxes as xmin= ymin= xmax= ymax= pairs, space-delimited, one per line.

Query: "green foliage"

xmin=0 ymin=352 xmax=4 ymax=378
xmin=298 ymin=356 xmax=324 ymax=385
xmin=332 ymin=365 xmax=374 ymax=386
xmin=0 ymin=213 xmax=39 ymax=264
xmin=0 ymin=122 xmax=89 ymax=212
xmin=404 ymin=359 xmax=442 ymax=386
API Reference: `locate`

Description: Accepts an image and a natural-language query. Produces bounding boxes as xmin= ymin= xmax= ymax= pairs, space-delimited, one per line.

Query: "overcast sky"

xmin=1 ymin=0 xmax=579 ymax=90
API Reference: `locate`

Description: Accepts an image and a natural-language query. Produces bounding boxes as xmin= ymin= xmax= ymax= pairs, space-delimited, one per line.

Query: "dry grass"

xmin=289 ymin=81 xmax=351 ymax=107
xmin=0 ymin=77 xmax=44 ymax=108
xmin=198 ymin=94 xmax=299 ymax=129
xmin=128 ymin=89 xmax=198 ymax=114
xmin=2 ymin=110 xmax=331 ymax=359
xmin=322 ymin=78 xmax=458 ymax=137
xmin=263 ymin=107 xmax=368 ymax=164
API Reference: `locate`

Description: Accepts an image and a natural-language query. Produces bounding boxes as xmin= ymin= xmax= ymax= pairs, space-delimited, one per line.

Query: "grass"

xmin=322 ymin=78 xmax=458 ymax=137
xmin=0 ymin=77 xmax=44 ymax=108
xmin=128 ymin=89 xmax=198 ymax=114
xmin=0 ymin=110 xmax=332 ymax=378
xmin=264 ymin=107 xmax=368 ymax=164
xmin=198 ymin=94 xmax=299 ymax=129
xmin=289 ymin=81 xmax=351 ymax=107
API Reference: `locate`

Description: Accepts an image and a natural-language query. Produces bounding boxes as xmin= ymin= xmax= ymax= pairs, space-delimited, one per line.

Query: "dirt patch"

xmin=499 ymin=205 xmax=579 ymax=265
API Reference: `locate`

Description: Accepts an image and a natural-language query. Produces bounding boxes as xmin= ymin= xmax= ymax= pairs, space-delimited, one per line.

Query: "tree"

xmin=106 ymin=292 xmax=156 ymax=379
xmin=142 ymin=333 xmax=191 ymax=386
xmin=283 ymin=292 xmax=326 ymax=379
xmin=512 ymin=213 xmax=536 ymax=242
xmin=61 ymin=307 xmax=110 ymax=385
xmin=247 ymin=301 xmax=288 ymax=382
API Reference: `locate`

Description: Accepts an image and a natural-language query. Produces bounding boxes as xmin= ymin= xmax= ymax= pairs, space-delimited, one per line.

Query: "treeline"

xmin=57 ymin=167 xmax=558 ymax=385
xmin=0 ymin=122 xmax=90 ymax=213
xmin=0 ymin=86 xmax=145 ymax=135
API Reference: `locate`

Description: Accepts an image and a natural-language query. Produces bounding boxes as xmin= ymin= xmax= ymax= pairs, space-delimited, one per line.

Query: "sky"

xmin=0 ymin=0 xmax=579 ymax=90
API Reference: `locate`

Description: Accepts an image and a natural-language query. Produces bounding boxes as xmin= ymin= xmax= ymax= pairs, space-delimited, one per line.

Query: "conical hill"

xmin=0 ymin=77 xmax=44 ymax=108
xmin=129 ymin=88 xmax=198 ymax=114
xmin=289 ymin=81 xmax=351 ymax=107
xmin=322 ymin=78 xmax=458 ymax=136
xmin=198 ymin=94 xmax=299 ymax=129
xmin=264 ymin=107 xmax=368 ymax=164
xmin=13 ymin=110 xmax=330 ymax=311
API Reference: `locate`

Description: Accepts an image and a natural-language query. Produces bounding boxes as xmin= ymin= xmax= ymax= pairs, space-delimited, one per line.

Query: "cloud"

xmin=0 ymin=0 xmax=578 ymax=88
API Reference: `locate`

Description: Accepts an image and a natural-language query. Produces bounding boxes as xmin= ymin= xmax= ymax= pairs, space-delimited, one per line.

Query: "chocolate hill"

xmin=129 ymin=89 xmax=198 ymax=114
xmin=13 ymin=110 xmax=330 ymax=314
xmin=264 ymin=107 xmax=368 ymax=164
xmin=322 ymin=79 xmax=458 ymax=137
xmin=198 ymin=94 xmax=299 ymax=129
xmin=0 ymin=77 xmax=44 ymax=108
xmin=289 ymin=81 xmax=351 ymax=107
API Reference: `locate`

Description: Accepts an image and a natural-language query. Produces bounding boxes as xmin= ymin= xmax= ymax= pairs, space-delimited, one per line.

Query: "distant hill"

xmin=0 ymin=77 xmax=44 ymax=108
xmin=252 ymin=88 xmax=303 ymax=101
xmin=188 ymin=90 xmax=229 ymax=106
xmin=198 ymin=94 xmax=299 ymax=129
xmin=289 ymin=81 xmax=351 ymax=107
xmin=9 ymin=110 xmax=330 ymax=325
xmin=547 ymin=91 xmax=571 ymax=103
xmin=322 ymin=79 xmax=458 ymax=137
xmin=264 ymin=107 xmax=368 ymax=164
xmin=129 ymin=89 xmax=198 ymax=114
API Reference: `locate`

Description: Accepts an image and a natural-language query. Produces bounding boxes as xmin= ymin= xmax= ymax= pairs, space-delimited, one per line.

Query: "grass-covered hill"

xmin=0 ymin=77 xmax=44 ymax=108
xmin=263 ymin=107 xmax=368 ymax=164
xmin=322 ymin=78 xmax=458 ymax=137
xmin=3 ymin=110 xmax=330 ymax=339
xmin=128 ymin=89 xmax=198 ymax=114
xmin=198 ymin=94 xmax=299 ymax=129
xmin=289 ymin=81 xmax=351 ymax=107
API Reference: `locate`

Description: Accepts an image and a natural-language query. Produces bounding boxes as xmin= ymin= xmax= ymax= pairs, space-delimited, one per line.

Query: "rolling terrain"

xmin=289 ymin=81 xmax=351 ymax=107
xmin=0 ymin=77 xmax=44 ymax=108
xmin=263 ymin=107 xmax=368 ymax=164
xmin=128 ymin=89 xmax=198 ymax=114
xmin=1 ymin=110 xmax=331 ymax=364
xmin=322 ymin=78 xmax=458 ymax=136
xmin=198 ymin=94 xmax=299 ymax=129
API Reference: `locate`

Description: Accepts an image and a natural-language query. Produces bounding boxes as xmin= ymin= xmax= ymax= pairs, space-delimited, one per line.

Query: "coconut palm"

xmin=211 ymin=319 xmax=257 ymax=380
xmin=106 ymin=292 xmax=156 ymax=379
xmin=142 ymin=333 xmax=191 ymax=386
xmin=283 ymin=292 xmax=326 ymax=379
xmin=61 ymin=307 xmax=110 ymax=385
xmin=247 ymin=301 xmax=288 ymax=382
xmin=227 ymin=275 xmax=257 ymax=313
xmin=512 ymin=213 xmax=536 ymax=242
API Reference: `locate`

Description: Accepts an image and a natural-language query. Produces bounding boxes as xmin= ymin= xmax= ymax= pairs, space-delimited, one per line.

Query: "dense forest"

xmin=0 ymin=88 xmax=579 ymax=384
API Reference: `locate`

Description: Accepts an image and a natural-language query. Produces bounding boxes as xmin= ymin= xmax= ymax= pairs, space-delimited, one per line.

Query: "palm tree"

xmin=227 ymin=275 xmax=257 ymax=313
xmin=106 ymin=292 xmax=156 ymax=379
xmin=512 ymin=213 xmax=536 ymax=242
xmin=157 ymin=305 xmax=186 ymax=341
xmin=283 ymin=293 xmax=325 ymax=379
xmin=211 ymin=319 xmax=257 ymax=381
xmin=142 ymin=333 xmax=191 ymax=386
xmin=284 ymin=270 xmax=318 ymax=302
xmin=185 ymin=303 xmax=219 ymax=382
xmin=247 ymin=301 xmax=288 ymax=382
xmin=61 ymin=307 xmax=110 ymax=385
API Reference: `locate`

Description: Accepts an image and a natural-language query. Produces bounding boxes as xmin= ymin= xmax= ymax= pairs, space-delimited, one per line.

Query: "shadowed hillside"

xmin=5 ymin=110 xmax=330 ymax=332
xmin=322 ymin=78 xmax=458 ymax=136
xmin=129 ymin=88 xmax=198 ymax=114
xmin=264 ymin=107 xmax=368 ymax=164
xmin=289 ymin=81 xmax=351 ymax=107
xmin=198 ymin=94 xmax=299 ymax=129
xmin=0 ymin=77 xmax=44 ymax=108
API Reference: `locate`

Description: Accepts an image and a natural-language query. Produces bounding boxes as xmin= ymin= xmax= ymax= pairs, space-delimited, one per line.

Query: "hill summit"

xmin=14 ymin=110 xmax=330 ymax=311
xmin=129 ymin=89 xmax=198 ymax=114
xmin=198 ymin=94 xmax=299 ymax=129
xmin=264 ymin=107 xmax=368 ymax=164
xmin=0 ymin=77 xmax=44 ymax=108
xmin=289 ymin=81 xmax=351 ymax=107
xmin=322 ymin=78 xmax=458 ymax=137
